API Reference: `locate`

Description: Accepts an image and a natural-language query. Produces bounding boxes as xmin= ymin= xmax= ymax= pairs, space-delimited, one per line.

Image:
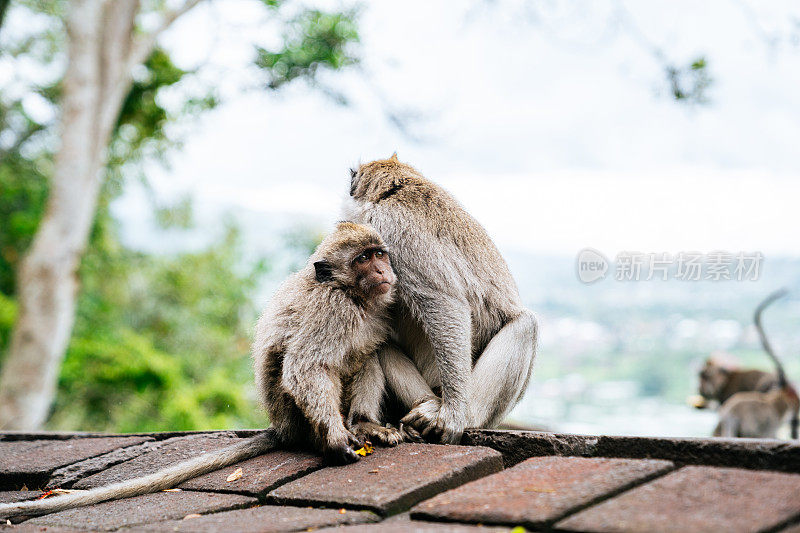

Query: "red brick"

xmin=269 ymin=443 xmax=502 ymax=515
xmin=25 ymin=491 xmax=256 ymax=531
xmin=125 ymin=504 xmax=378 ymax=532
xmin=72 ymin=433 xmax=241 ymax=489
xmin=556 ymin=465 xmax=800 ymax=533
xmin=0 ymin=437 xmax=151 ymax=476
xmin=412 ymin=456 xmax=673 ymax=528
xmin=179 ymin=450 xmax=322 ymax=495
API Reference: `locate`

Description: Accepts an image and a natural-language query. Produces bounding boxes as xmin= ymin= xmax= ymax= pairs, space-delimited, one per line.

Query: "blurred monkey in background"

xmin=712 ymin=289 xmax=799 ymax=439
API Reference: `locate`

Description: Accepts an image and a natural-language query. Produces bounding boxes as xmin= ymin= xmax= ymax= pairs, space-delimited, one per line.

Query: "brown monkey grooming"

xmin=713 ymin=289 xmax=800 ymax=439
xmin=0 ymin=222 xmax=401 ymax=519
xmin=344 ymin=155 xmax=538 ymax=444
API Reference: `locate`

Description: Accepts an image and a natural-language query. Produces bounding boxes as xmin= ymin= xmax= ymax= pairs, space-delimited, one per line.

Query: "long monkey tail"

xmin=0 ymin=429 xmax=278 ymax=519
xmin=754 ymin=288 xmax=789 ymax=386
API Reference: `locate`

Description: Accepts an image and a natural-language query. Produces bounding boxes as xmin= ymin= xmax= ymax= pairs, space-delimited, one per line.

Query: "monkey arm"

xmin=348 ymin=355 xmax=387 ymax=424
xmin=346 ymin=355 xmax=406 ymax=446
xmin=404 ymin=294 xmax=473 ymax=444
xmin=281 ymin=355 xmax=361 ymax=463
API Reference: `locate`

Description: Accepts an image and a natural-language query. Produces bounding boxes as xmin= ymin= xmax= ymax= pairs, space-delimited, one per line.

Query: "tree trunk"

xmin=0 ymin=0 xmax=138 ymax=430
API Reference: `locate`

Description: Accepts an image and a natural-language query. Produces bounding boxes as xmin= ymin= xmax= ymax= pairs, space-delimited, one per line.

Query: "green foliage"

xmin=0 ymin=152 xmax=49 ymax=295
xmin=255 ymin=9 xmax=359 ymax=91
xmin=154 ymin=195 xmax=194 ymax=230
xmin=0 ymin=0 xmax=361 ymax=432
xmin=0 ymin=292 xmax=16 ymax=361
xmin=107 ymin=47 xmax=218 ymax=196
xmin=665 ymin=56 xmax=712 ymax=105
xmin=48 ymin=222 xmax=267 ymax=432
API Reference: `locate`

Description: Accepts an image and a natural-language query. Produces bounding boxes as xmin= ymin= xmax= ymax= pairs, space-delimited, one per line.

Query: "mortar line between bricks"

xmin=547 ymin=463 xmax=680 ymax=532
xmin=759 ymin=511 xmax=800 ymax=533
xmin=411 ymin=462 xmax=680 ymax=532
xmin=1 ymin=440 xmax=157 ymax=491
xmin=47 ymin=441 xmax=164 ymax=489
xmin=54 ymin=442 xmax=156 ymax=474
xmin=268 ymin=497 xmax=382 ymax=515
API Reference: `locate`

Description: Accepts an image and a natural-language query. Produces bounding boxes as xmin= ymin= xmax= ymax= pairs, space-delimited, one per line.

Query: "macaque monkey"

xmin=254 ymin=221 xmax=403 ymax=460
xmin=713 ymin=289 xmax=799 ymax=439
xmin=344 ymin=155 xmax=538 ymax=444
xmin=0 ymin=222 xmax=402 ymax=519
xmin=692 ymin=355 xmax=777 ymax=409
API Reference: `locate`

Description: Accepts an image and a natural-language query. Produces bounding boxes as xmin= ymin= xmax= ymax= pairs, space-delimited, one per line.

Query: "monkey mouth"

xmin=373 ymin=281 xmax=392 ymax=294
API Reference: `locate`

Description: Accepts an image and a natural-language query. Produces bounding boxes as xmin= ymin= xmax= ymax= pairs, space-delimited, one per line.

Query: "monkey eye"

xmin=375 ymin=250 xmax=384 ymax=258
xmin=356 ymin=253 xmax=370 ymax=264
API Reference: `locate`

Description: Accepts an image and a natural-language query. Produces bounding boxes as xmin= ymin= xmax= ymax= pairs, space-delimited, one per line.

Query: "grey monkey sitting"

xmin=0 ymin=222 xmax=403 ymax=519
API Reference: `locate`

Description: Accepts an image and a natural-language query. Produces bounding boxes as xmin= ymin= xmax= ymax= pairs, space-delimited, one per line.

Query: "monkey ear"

xmin=349 ymin=168 xmax=358 ymax=197
xmin=314 ymin=260 xmax=334 ymax=283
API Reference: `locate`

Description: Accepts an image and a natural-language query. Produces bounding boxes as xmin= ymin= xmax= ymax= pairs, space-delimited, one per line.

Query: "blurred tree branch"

xmin=0 ymin=0 xmax=361 ymax=430
xmin=0 ymin=0 xmax=10 ymax=33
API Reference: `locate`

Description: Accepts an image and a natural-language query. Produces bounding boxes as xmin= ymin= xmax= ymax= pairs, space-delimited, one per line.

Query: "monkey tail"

xmin=754 ymin=288 xmax=789 ymax=387
xmin=0 ymin=429 xmax=278 ymax=519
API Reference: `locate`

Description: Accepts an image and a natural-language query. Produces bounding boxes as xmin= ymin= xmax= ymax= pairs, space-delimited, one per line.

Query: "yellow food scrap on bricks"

xmin=226 ymin=467 xmax=244 ymax=482
xmin=523 ymin=486 xmax=555 ymax=493
xmin=511 ymin=527 xmax=527 ymax=533
xmin=339 ymin=508 xmax=347 ymax=514
xmin=354 ymin=442 xmax=375 ymax=456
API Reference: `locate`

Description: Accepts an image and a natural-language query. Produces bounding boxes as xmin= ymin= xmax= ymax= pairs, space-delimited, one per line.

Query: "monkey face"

xmin=352 ymin=247 xmax=395 ymax=298
xmin=698 ymin=361 xmax=730 ymax=400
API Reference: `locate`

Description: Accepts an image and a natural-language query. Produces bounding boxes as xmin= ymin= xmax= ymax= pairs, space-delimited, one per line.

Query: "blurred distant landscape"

xmin=506 ymin=252 xmax=800 ymax=437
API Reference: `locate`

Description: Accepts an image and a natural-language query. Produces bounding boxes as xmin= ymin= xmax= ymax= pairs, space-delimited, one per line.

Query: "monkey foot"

xmin=401 ymin=396 xmax=467 ymax=444
xmin=350 ymin=421 xmax=404 ymax=446
xmin=323 ymin=431 xmax=364 ymax=464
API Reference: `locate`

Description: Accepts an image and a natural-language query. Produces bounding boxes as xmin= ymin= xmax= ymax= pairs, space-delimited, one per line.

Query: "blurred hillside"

xmin=506 ymin=251 xmax=800 ymax=437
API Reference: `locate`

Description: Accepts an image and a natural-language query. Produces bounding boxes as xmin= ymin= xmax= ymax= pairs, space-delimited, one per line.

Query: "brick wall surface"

xmin=1 ymin=429 xmax=798 ymax=532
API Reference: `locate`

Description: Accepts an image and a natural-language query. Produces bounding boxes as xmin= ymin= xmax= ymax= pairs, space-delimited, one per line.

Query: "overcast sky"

xmin=116 ymin=0 xmax=800 ymax=257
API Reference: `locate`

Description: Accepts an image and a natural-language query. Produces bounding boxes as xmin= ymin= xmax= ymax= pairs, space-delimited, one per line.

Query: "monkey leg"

xmin=347 ymin=356 xmax=403 ymax=446
xmin=380 ymin=343 xmax=437 ymax=409
xmin=468 ymin=309 xmax=538 ymax=428
xmin=348 ymin=356 xmax=387 ymax=424
xmin=378 ymin=343 xmax=432 ymax=442
xmin=282 ymin=362 xmax=362 ymax=464
xmin=714 ymin=416 xmax=738 ymax=438
xmin=349 ymin=421 xmax=404 ymax=446
xmin=394 ymin=295 xmax=473 ymax=444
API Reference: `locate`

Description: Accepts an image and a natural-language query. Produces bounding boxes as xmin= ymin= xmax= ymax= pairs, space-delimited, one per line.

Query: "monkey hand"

xmin=323 ymin=431 xmax=364 ymax=465
xmin=400 ymin=396 xmax=467 ymax=444
xmin=350 ymin=420 xmax=404 ymax=447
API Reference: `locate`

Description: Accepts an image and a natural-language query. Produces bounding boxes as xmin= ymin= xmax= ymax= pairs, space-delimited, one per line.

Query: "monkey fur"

xmin=696 ymin=356 xmax=777 ymax=409
xmin=253 ymin=221 xmax=403 ymax=462
xmin=0 ymin=222 xmax=402 ymax=519
xmin=344 ymin=154 xmax=538 ymax=444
